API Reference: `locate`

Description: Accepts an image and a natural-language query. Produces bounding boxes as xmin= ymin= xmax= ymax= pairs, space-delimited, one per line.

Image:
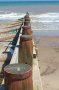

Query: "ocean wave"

xmin=30 ymin=12 xmax=59 ymax=30
xmin=31 ymin=12 xmax=59 ymax=23
xmin=0 ymin=11 xmax=59 ymax=31
xmin=0 ymin=12 xmax=25 ymax=20
xmin=0 ymin=11 xmax=59 ymax=23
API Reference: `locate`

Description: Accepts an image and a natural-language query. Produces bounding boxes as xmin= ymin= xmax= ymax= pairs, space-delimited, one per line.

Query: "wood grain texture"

xmin=4 ymin=64 xmax=33 ymax=90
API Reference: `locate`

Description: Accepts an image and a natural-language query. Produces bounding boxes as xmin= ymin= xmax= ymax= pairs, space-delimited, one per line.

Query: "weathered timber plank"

xmin=32 ymin=42 xmax=43 ymax=90
xmin=32 ymin=58 xmax=43 ymax=90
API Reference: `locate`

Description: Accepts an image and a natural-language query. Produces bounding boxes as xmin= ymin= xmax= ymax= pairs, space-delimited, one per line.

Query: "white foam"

xmin=0 ymin=12 xmax=59 ymax=23
xmin=30 ymin=12 xmax=59 ymax=23
xmin=0 ymin=12 xmax=25 ymax=20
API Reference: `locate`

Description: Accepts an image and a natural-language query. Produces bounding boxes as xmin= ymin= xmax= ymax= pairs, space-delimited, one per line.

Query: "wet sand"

xmin=34 ymin=36 xmax=59 ymax=90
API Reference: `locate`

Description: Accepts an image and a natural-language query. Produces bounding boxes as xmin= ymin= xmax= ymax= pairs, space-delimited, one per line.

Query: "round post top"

xmin=4 ymin=64 xmax=32 ymax=80
xmin=20 ymin=35 xmax=32 ymax=41
xmin=22 ymin=25 xmax=31 ymax=29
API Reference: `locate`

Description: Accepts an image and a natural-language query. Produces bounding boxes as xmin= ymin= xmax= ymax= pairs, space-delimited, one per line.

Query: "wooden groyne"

xmin=18 ymin=13 xmax=33 ymax=66
xmin=0 ymin=13 xmax=43 ymax=90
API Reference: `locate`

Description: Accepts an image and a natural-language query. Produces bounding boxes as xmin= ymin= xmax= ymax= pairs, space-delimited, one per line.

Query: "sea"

xmin=0 ymin=1 xmax=59 ymax=36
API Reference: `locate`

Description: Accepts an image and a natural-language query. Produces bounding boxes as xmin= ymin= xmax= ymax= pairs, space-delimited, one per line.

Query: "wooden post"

xmin=18 ymin=13 xmax=33 ymax=66
xmin=18 ymin=35 xmax=33 ymax=66
xmin=24 ymin=12 xmax=30 ymax=26
xmin=22 ymin=12 xmax=32 ymax=35
xmin=4 ymin=64 xmax=33 ymax=90
xmin=22 ymin=26 xmax=32 ymax=35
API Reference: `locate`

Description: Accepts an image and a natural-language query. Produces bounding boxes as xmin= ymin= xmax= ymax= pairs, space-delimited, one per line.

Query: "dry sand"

xmin=34 ymin=36 xmax=59 ymax=90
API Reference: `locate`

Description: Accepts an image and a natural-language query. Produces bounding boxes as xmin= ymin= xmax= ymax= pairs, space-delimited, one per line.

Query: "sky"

xmin=0 ymin=0 xmax=59 ymax=1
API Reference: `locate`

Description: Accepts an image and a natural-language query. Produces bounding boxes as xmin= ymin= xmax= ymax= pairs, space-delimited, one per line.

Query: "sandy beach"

xmin=0 ymin=1 xmax=59 ymax=90
xmin=34 ymin=36 xmax=59 ymax=90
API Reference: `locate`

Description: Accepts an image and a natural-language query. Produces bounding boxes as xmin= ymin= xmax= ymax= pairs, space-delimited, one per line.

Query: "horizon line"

xmin=0 ymin=0 xmax=59 ymax=2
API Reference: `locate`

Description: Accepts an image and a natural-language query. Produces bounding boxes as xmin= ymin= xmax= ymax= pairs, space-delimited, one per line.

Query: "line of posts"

xmin=4 ymin=12 xmax=33 ymax=90
xmin=18 ymin=12 xmax=33 ymax=66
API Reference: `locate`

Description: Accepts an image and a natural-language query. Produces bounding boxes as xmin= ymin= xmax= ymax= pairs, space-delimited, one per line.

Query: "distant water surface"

xmin=0 ymin=1 xmax=59 ymax=36
xmin=0 ymin=1 xmax=59 ymax=14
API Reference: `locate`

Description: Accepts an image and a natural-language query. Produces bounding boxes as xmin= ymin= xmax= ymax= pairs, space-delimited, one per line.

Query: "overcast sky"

xmin=0 ymin=0 xmax=59 ymax=1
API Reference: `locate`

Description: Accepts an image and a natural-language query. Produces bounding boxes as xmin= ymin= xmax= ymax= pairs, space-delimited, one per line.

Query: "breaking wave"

xmin=31 ymin=12 xmax=59 ymax=23
xmin=30 ymin=12 xmax=59 ymax=30
xmin=0 ymin=11 xmax=59 ymax=31
xmin=0 ymin=12 xmax=25 ymax=20
xmin=0 ymin=11 xmax=59 ymax=22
